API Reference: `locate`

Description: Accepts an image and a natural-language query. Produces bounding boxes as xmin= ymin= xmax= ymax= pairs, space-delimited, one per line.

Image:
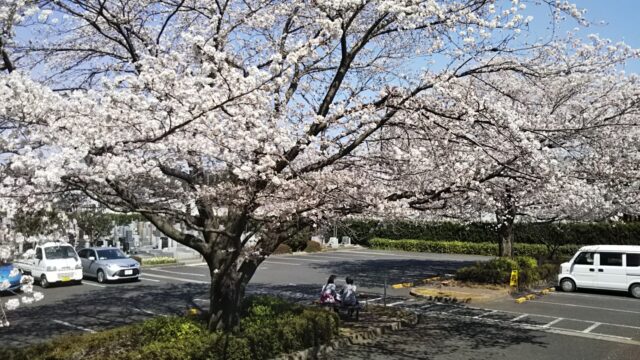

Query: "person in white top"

xmin=320 ymin=274 xmax=340 ymax=304
xmin=340 ymin=277 xmax=358 ymax=306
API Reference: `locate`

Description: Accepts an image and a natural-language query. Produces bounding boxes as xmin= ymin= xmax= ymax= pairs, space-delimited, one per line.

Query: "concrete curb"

xmin=274 ymin=317 xmax=418 ymax=360
xmin=514 ymin=287 xmax=555 ymax=304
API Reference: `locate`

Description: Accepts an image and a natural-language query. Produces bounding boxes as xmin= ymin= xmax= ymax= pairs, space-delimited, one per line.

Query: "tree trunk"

xmin=205 ymin=252 xmax=259 ymax=331
xmin=498 ymin=220 xmax=514 ymax=257
xmin=496 ymin=208 xmax=515 ymax=258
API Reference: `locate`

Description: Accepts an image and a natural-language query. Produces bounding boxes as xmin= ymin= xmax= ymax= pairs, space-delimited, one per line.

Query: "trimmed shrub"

xmin=273 ymin=243 xmax=292 ymax=254
xmin=303 ymin=240 xmax=322 ymax=253
xmin=142 ymin=256 xmax=177 ymax=265
xmin=455 ymin=256 xmax=541 ymax=288
xmin=369 ymin=238 xmax=579 ymax=259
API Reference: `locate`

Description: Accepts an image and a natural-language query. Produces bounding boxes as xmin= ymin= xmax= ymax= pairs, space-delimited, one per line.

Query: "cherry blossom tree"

xmin=377 ymin=39 xmax=640 ymax=256
xmin=0 ymin=0 xmax=603 ymax=330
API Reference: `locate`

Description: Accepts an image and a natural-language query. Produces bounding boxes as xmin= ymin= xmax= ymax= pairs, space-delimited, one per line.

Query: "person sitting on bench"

xmin=320 ymin=274 xmax=340 ymax=304
xmin=340 ymin=277 xmax=358 ymax=307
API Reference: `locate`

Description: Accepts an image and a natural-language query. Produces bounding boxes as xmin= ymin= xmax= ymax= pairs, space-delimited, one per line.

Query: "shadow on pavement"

xmin=327 ymin=315 xmax=547 ymax=360
xmin=0 ymin=283 xmax=208 ymax=348
xmin=311 ymin=259 xmax=478 ymax=287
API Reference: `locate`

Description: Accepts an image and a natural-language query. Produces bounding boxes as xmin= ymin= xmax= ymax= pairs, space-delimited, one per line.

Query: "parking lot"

xmin=1 ymin=249 xmax=639 ymax=357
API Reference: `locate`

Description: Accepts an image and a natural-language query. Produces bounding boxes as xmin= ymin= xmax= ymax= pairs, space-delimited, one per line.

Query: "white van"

xmin=558 ymin=245 xmax=640 ymax=298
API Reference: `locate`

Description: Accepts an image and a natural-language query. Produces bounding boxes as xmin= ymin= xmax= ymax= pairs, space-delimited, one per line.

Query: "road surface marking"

xmin=82 ymin=282 xmax=107 ymax=288
xmin=474 ymin=310 xmax=497 ymax=319
xmin=184 ymin=263 xmax=208 ymax=267
xmin=511 ymin=314 xmax=528 ymax=322
xmin=52 ymin=320 xmax=96 ymax=333
xmin=387 ymin=301 xmax=405 ymax=307
xmin=142 ymin=272 xmax=208 ymax=284
xmin=583 ymin=322 xmax=601 ymax=333
xmin=147 ymin=268 xmax=207 ymax=277
xmin=531 ymin=300 xmax=640 ymax=315
xmin=422 ymin=311 xmax=640 ymax=346
xmin=263 ymin=260 xmax=302 ymax=266
xmin=542 ymin=317 xmax=564 ymax=328
xmin=366 ymin=297 xmax=383 ymax=303
xmin=551 ymin=291 xmax=640 ymax=304
xmin=139 ymin=277 xmax=161 ymax=282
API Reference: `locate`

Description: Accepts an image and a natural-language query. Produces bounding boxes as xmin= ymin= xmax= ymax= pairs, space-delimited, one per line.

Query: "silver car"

xmin=77 ymin=247 xmax=140 ymax=283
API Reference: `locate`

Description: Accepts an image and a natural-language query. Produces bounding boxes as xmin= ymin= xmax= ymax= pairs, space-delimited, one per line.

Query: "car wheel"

xmin=97 ymin=270 xmax=106 ymax=284
xmin=40 ymin=274 xmax=50 ymax=289
xmin=560 ymin=278 xmax=576 ymax=292
xmin=630 ymin=284 xmax=640 ymax=299
xmin=74 ymin=280 xmax=83 ymax=285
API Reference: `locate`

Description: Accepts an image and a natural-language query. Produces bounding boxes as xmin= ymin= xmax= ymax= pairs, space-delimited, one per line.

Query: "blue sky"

xmin=527 ymin=0 xmax=640 ymax=73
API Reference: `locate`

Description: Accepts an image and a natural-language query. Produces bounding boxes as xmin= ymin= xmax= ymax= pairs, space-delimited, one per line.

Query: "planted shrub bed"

xmin=369 ymin=238 xmax=578 ymax=259
xmin=456 ymin=256 xmax=560 ymax=288
xmin=0 ymin=296 xmax=339 ymax=360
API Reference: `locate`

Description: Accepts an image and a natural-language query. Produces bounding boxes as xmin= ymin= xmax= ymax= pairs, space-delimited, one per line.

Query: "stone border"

xmin=514 ymin=287 xmax=555 ymax=303
xmin=274 ymin=317 xmax=418 ymax=360
xmin=409 ymin=288 xmax=471 ymax=304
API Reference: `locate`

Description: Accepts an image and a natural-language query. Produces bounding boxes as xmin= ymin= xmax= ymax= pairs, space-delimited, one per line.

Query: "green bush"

xmin=142 ymin=256 xmax=178 ymax=265
xmin=340 ymin=219 xmax=640 ymax=246
xmin=369 ymin=238 xmax=578 ymax=259
xmin=455 ymin=256 xmax=541 ymax=288
xmin=303 ymin=240 xmax=323 ymax=253
xmin=1 ymin=296 xmax=339 ymax=360
xmin=273 ymin=243 xmax=292 ymax=254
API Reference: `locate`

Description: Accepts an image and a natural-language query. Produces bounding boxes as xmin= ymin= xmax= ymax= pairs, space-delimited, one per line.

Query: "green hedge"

xmin=1 ymin=297 xmax=339 ymax=360
xmin=369 ymin=238 xmax=578 ymax=259
xmin=455 ymin=256 xmax=544 ymax=288
xmin=339 ymin=220 xmax=640 ymax=246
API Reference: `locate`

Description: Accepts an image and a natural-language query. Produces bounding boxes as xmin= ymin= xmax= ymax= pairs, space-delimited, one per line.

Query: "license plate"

xmin=124 ymin=270 xmax=133 ymax=275
xmin=61 ymin=276 xmax=71 ymax=282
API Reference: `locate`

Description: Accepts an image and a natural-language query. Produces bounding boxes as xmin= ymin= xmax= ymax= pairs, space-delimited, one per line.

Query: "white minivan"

xmin=558 ymin=245 xmax=640 ymax=298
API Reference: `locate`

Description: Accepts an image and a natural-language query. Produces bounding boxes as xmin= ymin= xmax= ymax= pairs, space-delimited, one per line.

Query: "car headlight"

xmin=107 ymin=263 xmax=120 ymax=270
xmin=46 ymin=266 xmax=56 ymax=271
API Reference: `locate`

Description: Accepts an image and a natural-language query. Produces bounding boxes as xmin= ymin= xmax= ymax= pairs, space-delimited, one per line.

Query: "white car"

xmin=14 ymin=242 xmax=83 ymax=288
xmin=558 ymin=245 xmax=640 ymax=298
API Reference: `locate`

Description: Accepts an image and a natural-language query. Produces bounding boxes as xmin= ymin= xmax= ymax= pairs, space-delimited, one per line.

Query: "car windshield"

xmin=44 ymin=246 xmax=77 ymax=260
xmin=97 ymin=249 xmax=127 ymax=260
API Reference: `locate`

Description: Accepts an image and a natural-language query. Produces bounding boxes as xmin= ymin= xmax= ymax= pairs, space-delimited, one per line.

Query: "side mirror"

xmin=88 ymin=256 xmax=95 ymax=261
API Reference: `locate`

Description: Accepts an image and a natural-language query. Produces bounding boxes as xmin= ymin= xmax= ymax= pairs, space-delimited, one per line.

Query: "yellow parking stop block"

xmin=515 ymin=297 xmax=527 ymax=304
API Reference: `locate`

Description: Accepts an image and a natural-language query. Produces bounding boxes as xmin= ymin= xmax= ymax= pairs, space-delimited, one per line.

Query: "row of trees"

xmin=1 ymin=0 xmax=639 ymax=331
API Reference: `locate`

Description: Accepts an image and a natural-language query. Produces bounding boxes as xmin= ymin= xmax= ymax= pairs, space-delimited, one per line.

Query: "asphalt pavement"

xmin=1 ymin=248 xmax=639 ymax=359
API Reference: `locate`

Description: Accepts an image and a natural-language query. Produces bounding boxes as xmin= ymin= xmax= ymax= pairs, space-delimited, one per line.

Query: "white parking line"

xmin=82 ymin=282 xmax=107 ymax=288
xmin=511 ymin=314 xmax=528 ymax=322
xmin=184 ymin=263 xmax=208 ymax=267
xmin=531 ymin=300 xmax=640 ymax=315
xmin=387 ymin=301 xmax=405 ymax=307
xmin=146 ymin=268 xmax=207 ymax=277
xmin=474 ymin=310 xmax=497 ymax=319
xmin=542 ymin=317 xmax=564 ymax=328
xmin=142 ymin=273 xmax=208 ymax=284
xmin=422 ymin=311 xmax=640 ymax=346
xmin=139 ymin=277 xmax=161 ymax=282
xmin=52 ymin=320 xmax=96 ymax=333
xmin=551 ymin=291 xmax=640 ymax=304
xmin=583 ymin=322 xmax=601 ymax=333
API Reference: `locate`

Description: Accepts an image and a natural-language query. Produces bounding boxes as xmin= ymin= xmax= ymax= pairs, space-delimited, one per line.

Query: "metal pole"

xmin=383 ymin=277 xmax=387 ymax=306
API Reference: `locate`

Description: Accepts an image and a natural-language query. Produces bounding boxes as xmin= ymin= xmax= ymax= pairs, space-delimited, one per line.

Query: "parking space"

xmin=406 ymin=291 xmax=640 ymax=346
